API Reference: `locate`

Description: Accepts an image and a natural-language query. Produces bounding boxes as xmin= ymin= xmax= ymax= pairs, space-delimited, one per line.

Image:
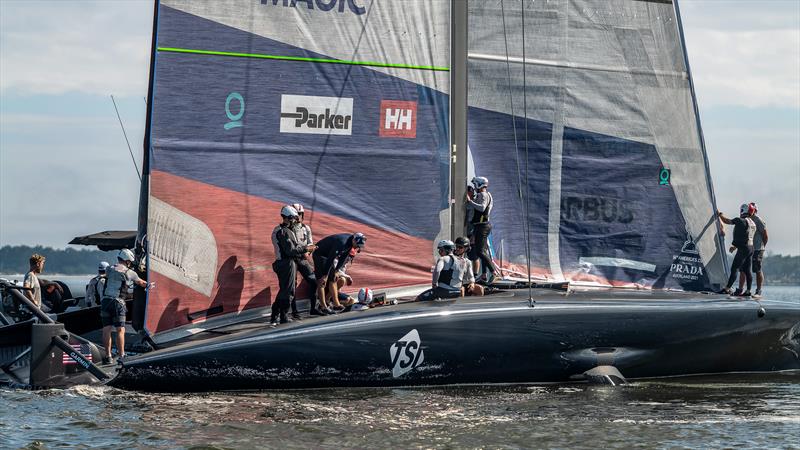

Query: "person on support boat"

xmin=23 ymin=253 xmax=45 ymax=310
xmin=271 ymin=205 xmax=315 ymax=326
xmin=312 ymin=232 xmax=366 ymax=314
xmin=416 ymin=240 xmax=464 ymax=301
xmin=84 ymin=261 xmax=109 ymax=308
xmin=289 ymin=203 xmax=319 ymax=318
xmin=465 ymin=176 xmax=496 ymax=284
xmin=736 ymin=202 xmax=768 ymax=298
xmin=718 ymin=204 xmax=756 ymax=296
xmin=454 ymin=236 xmax=483 ymax=297
xmin=102 ymin=249 xmax=153 ymax=363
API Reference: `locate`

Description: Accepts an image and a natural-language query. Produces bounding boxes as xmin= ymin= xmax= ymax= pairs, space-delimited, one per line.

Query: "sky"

xmin=0 ymin=0 xmax=799 ymax=256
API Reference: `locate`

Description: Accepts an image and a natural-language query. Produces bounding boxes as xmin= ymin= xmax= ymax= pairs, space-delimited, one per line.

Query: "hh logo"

xmin=379 ymin=100 xmax=417 ymax=138
xmin=390 ymin=329 xmax=425 ymax=377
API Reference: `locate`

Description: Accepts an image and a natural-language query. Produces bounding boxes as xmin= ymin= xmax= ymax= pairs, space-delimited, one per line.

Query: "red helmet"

xmin=749 ymin=202 xmax=758 ymax=214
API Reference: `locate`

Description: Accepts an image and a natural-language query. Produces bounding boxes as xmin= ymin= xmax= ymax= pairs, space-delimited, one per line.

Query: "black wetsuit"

xmin=725 ymin=216 xmax=754 ymax=290
xmin=312 ymin=234 xmax=356 ymax=281
xmin=467 ymin=191 xmax=495 ymax=278
xmin=272 ymin=224 xmax=307 ymax=322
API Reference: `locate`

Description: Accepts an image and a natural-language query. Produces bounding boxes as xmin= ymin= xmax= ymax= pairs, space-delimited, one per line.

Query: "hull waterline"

xmin=110 ymin=290 xmax=800 ymax=392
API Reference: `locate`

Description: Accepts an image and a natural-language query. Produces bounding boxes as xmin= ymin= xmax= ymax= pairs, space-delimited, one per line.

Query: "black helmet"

xmin=454 ymin=237 xmax=470 ymax=247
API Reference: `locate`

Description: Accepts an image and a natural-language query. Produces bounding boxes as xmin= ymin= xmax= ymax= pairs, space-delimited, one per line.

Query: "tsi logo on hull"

xmin=280 ymin=94 xmax=353 ymax=135
xmin=379 ymin=100 xmax=417 ymax=138
xmin=390 ymin=329 xmax=425 ymax=378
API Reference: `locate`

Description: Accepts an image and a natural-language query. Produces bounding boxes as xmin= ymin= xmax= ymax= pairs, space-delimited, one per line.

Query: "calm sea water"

xmin=1 ymin=282 xmax=798 ymax=449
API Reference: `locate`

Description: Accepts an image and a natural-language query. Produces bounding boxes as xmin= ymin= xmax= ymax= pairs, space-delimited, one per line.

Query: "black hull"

xmin=110 ymin=290 xmax=800 ymax=392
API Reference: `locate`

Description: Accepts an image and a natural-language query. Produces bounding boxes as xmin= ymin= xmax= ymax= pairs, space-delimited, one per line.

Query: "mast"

xmin=449 ymin=0 xmax=468 ymax=239
xmin=137 ymin=0 xmax=160 ymax=248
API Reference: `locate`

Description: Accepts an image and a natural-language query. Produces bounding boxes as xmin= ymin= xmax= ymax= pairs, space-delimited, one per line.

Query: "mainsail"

xmin=143 ymin=0 xmax=450 ymax=338
xmin=140 ymin=0 xmax=728 ymax=340
xmin=466 ymin=0 xmax=727 ymax=290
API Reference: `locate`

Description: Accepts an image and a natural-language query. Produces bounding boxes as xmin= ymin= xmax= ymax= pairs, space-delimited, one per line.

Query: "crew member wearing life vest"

xmin=718 ymin=204 xmax=756 ymax=296
xmin=736 ymin=202 xmax=768 ymax=298
xmin=84 ymin=261 xmax=109 ymax=308
xmin=290 ymin=203 xmax=319 ymax=317
xmin=102 ymin=249 xmax=153 ymax=363
xmin=454 ymin=236 xmax=483 ymax=296
xmin=465 ymin=176 xmax=496 ymax=283
xmin=271 ymin=205 xmax=316 ymax=326
xmin=416 ymin=240 xmax=466 ymax=301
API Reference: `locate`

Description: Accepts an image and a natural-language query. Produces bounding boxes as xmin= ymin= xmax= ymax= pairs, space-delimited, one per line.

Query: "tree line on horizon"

xmin=0 ymin=244 xmax=798 ymax=284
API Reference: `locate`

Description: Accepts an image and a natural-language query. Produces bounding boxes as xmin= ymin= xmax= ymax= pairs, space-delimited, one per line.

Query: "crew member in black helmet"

xmin=312 ymin=232 xmax=366 ymax=313
xmin=454 ymin=236 xmax=483 ymax=297
xmin=466 ymin=176 xmax=496 ymax=284
xmin=718 ymin=203 xmax=756 ymax=296
xmin=271 ymin=205 xmax=316 ymax=326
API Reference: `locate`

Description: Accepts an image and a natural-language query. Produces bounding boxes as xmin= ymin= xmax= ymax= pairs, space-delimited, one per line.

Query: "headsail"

xmin=466 ymin=0 xmax=726 ymax=290
xmin=143 ymin=0 xmax=450 ymax=338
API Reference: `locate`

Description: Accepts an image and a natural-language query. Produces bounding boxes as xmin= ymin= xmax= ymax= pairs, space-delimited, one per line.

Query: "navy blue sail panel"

xmin=559 ymin=126 xmax=713 ymax=291
xmin=151 ymin=6 xmax=449 ymax=240
xmin=467 ymin=106 xmax=552 ymax=273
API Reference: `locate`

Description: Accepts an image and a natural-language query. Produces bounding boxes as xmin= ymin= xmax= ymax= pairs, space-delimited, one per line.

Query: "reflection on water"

xmin=3 ymin=374 xmax=800 ymax=449
xmin=1 ymin=284 xmax=798 ymax=448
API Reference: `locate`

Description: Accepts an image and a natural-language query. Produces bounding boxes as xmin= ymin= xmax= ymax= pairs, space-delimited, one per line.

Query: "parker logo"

xmin=260 ymin=0 xmax=366 ymax=15
xmin=390 ymin=329 xmax=425 ymax=378
xmin=280 ymin=95 xmax=353 ymax=135
xmin=379 ymin=100 xmax=417 ymax=138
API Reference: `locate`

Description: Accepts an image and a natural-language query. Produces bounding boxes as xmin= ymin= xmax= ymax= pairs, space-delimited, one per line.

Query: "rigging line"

xmin=520 ymin=0 xmax=533 ymax=302
xmin=309 ymin=0 xmax=376 ymax=230
xmin=500 ymin=0 xmax=526 ymax=260
xmin=110 ymin=94 xmax=142 ymax=182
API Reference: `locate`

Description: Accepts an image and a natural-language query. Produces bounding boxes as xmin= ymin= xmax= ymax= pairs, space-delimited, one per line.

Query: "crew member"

xmin=737 ymin=202 xmax=768 ymax=298
xmin=312 ymin=232 xmax=366 ymax=312
xmin=23 ymin=254 xmax=45 ymax=309
xmin=271 ymin=205 xmax=315 ymax=326
xmin=84 ymin=261 xmax=109 ymax=308
xmin=718 ymin=204 xmax=756 ymax=296
xmin=290 ymin=203 xmax=319 ymax=317
xmin=454 ymin=237 xmax=483 ymax=296
xmin=465 ymin=176 xmax=496 ymax=284
xmin=102 ymin=249 xmax=152 ymax=363
xmin=416 ymin=240 xmax=464 ymax=301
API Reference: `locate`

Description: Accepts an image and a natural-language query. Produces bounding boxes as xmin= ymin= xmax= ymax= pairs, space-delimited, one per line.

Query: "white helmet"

xmin=98 ymin=261 xmax=110 ymax=272
xmin=281 ymin=205 xmax=299 ymax=218
xmin=739 ymin=203 xmax=750 ymax=216
xmin=437 ymin=239 xmax=455 ymax=253
xmin=471 ymin=176 xmax=489 ymax=189
xmin=117 ymin=249 xmax=135 ymax=262
xmin=358 ymin=287 xmax=373 ymax=304
xmin=291 ymin=203 xmax=304 ymax=215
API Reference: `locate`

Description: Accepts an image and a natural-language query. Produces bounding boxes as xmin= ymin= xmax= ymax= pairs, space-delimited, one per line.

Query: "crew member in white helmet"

xmin=271 ymin=205 xmax=316 ymax=326
xmin=465 ymin=176 xmax=496 ymax=284
xmin=290 ymin=203 xmax=319 ymax=318
xmin=102 ymin=249 xmax=153 ymax=363
xmin=416 ymin=240 xmax=464 ymax=301
xmin=717 ymin=204 xmax=756 ymax=296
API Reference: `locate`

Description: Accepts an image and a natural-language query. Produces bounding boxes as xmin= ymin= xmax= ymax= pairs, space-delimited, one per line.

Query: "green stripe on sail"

xmin=157 ymin=47 xmax=450 ymax=72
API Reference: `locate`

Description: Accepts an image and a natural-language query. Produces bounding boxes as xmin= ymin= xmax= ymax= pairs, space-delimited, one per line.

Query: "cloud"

xmin=0 ymin=0 xmax=153 ymax=97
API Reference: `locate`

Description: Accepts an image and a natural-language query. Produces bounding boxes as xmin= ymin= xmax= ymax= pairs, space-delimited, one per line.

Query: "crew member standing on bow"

xmin=718 ymin=204 xmax=756 ymax=296
xmin=737 ymin=202 xmax=768 ymax=298
xmin=465 ymin=176 xmax=496 ymax=284
xmin=271 ymin=205 xmax=315 ymax=326
xmin=312 ymin=232 xmax=366 ymax=313
xmin=290 ymin=203 xmax=319 ymax=317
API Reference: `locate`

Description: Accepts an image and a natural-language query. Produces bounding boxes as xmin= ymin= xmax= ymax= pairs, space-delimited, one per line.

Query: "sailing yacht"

xmin=11 ymin=0 xmax=800 ymax=391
